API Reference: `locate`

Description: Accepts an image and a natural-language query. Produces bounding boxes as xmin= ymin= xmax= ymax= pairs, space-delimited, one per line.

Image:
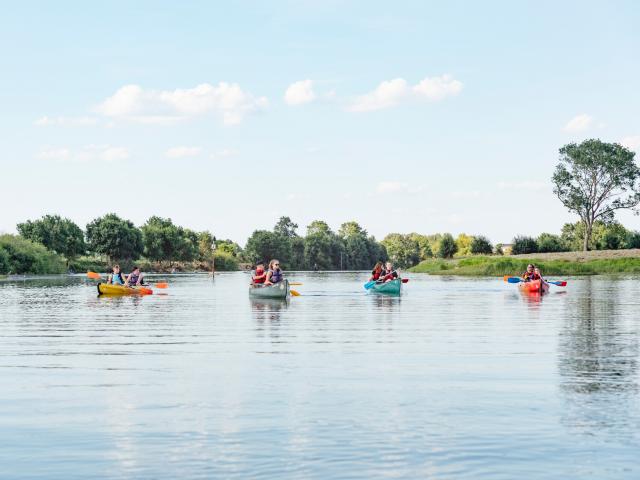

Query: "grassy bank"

xmin=409 ymin=251 xmax=640 ymax=276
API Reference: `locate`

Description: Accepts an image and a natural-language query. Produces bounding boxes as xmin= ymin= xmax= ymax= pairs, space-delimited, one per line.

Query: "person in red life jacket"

xmin=379 ymin=261 xmax=399 ymax=283
xmin=532 ymin=266 xmax=543 ymax=282
xmin=369 ymin=261 xmax=383 ymax=281
xmin=522 ymin=264 xmax=535 ymax=282
xmin=252 ymin=262 xmax=267 ymax=285
xmin=264 ymin=259 xmax=284 ymax=285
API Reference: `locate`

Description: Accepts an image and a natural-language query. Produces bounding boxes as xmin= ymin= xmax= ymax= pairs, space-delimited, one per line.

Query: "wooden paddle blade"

xmin=87 ymin=271 xmax=101 ymax=279
xmin=289 ymin=282 xmax=303 ymax=286
xmin=290 ymin=289 xmax=301 ymax=296
xmin=154 ymin=283 xmax=169 ymax=289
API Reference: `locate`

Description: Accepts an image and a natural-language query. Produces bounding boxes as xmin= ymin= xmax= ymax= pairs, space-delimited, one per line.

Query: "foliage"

xmin=455 ymin=233 xmax=474 ymax=256
xmin=437 ymin=233 xmax=458 ymax=258
xmin=274 ymin=216 xmax=298 ymax=238
xmin=552 ymin=139 xmax=640 ymax=250
xmin=494 ymin=243 xmax=504 ymax=256
xmin=471 ymin=235 xmax=493 ymax=255
xmin=339 ymin=221 xmax=384 ymax=269
xmin=0 ymin=234 xmax=67 ymax=274
xmin=381 ymin=233 xmax=420 ymax=268
xmin=304 ymin=221 xmax=342 ymax=270
xmin=626 ymin=231 xmax=640 ymax=249
xmin=511 ymin=235 xmax=538 ymax=255
xmin=213 ymin=251 xmax=239 ymax=271
xmin=86 ymin=213 xmax=143 ymax=261
xmin=141 ymin=216 xmax=197 ymax=262
xmin=17 ymin=214 xmax=85 ymax=261
xmin=244 ymin=230 xmax=291 ymax=266
xmin=536 ymin=233 xmax=566 ymax=253
xmin=197 ymin=231 xmax=216 ymax=260
xmin=408 ymin=233 xmax=433 ymax=260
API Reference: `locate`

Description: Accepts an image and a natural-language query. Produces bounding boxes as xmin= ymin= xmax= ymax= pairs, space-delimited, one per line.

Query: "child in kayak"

xmin=532 ymin=266 xmax=543 ymax=282
xmin=107 ymin=265 xmax=125 ymax=285
xmin=252 ymin=262 xmax=267 ymax=285
xmin=369 ymin=262 xmax=383 ymax=281
xmin=522 ymin=264 xmax=535 ymax=282
xmin=379 ymin=261 xmax=399 ymax=283
xmin=125 ymin=266 xmax=145 ymax=287
xmin=264 ymin=259 xmax=284 ymax=285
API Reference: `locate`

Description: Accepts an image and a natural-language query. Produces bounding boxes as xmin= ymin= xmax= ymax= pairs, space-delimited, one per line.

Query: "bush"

xmin=438 ymin=233 xmax=458 ymax=258
xmin=625 ymin=231 xmax=640 ymax=249
xmin=512 ymin=235 xmax=538 ymax=255
xmin=536 ymin=233 xmax=566 ymax=253
xmin=0 ymin=248 xmax=10 ymax=274
xmin=471 ymin=236 xmax=493 ymax=255
xmin=213 ymin=251 xmax=239 ymax=271
xmin=0 ymin=234 xmax=67 ymax=274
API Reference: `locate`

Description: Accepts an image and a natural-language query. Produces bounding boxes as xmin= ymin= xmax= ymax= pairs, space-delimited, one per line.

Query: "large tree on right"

xmin=552 ymin=139 xmax=640 ymax=251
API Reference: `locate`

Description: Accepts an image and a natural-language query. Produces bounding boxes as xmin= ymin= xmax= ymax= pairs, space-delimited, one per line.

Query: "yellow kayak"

xmin=97 ymin=282 xmax=153 ymax=295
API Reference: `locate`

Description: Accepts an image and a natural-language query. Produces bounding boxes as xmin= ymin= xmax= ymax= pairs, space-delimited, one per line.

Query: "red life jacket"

xmin=253 ymin=269 xmax=266 ymax=284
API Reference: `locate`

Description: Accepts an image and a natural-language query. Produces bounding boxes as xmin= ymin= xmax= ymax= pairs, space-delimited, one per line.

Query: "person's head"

xmin=132 ymin=266 xmax=140 ymax=274
xmin=385 ymin=261 xmax=393 ymax=270
xmin=256 ymin=262 xmax=264 ymax=272
xmin=534 ymin=267 xmax=541 ymax=275
xmin=527 ymin=264 xmax=534 ymax=272
xmin=112 ymin=265 xmax=120 ymax=273
xmin=373 ymin=261 xmax=383 ymax=272
xmin=269 ymin=259 xmax=280 ymax=270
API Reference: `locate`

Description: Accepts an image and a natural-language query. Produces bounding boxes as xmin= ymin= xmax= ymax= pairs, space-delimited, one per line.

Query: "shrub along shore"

xmin=409 ymin=250 xmax=640 ymax=276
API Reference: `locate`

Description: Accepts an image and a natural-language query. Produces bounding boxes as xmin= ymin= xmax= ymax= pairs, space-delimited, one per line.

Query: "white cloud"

xmin=210 ymin=148 xmax=238 ymax=159
xmin=284 ymin=79 xmax=316 ymax=106
xmin=621 ymin=135 xmax=640 ymax=151
xmin=165 ymin=146 xmax=202 ymax=158
xmin=34 ymin=116 xmax=99 ymax=127
xmin=36 ymin=147 xmax=71 ymax=161
xmin=497 ymin=181 xmax=549 ymax=190
xmin=96 ymin=82 xmax=268 ymax=126
xmin=413 ymin=74 xmax=463 ymax=101
xmin=36 ymin=145 xmax=129 ymax=162
xmin=563 ymin=113 xmax=593 ymax=132
xmin=376 ymin=181 xmax=409 ymax=194
xmin=349 ymin=78 xmax=408 ymax=112
xmin=349 ymin=74 xmax=463 ymax=112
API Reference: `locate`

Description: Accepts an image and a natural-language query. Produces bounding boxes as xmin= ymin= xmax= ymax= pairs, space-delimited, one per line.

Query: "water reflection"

xmin=558 ymin=277 xmax=639 ymax=434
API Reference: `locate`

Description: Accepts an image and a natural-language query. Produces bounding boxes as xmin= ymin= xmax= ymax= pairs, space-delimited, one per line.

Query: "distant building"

xmin=501 ymin=243 xmax=514 ymax=255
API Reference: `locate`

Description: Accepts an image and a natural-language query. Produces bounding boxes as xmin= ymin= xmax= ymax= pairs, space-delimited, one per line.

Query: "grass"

xmin=409 ymin=255 xmax=640 ymax=276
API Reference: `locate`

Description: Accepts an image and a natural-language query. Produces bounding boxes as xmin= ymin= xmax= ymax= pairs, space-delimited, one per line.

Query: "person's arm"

xmin=264 ymin=271 xmax=273 ymax=285
xmin=107 ymin=274 xmax=112 ymax=284
xmin=137 ymin=274 xmax=143 ymax=286
xmin=124 ymin=274 xmax=130 ymax=286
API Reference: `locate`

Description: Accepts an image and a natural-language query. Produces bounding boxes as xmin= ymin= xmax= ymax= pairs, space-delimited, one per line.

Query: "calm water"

xmin=1 ymin=272 xmax=639 ymax=479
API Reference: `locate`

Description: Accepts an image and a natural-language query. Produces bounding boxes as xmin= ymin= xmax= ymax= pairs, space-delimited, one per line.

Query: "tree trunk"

xmin=583 ymin=221 xmax=592 ymax=251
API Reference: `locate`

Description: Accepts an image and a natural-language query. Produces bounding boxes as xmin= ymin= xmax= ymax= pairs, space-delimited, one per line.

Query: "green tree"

xmin=626 ymin=231 xmax=640 ymax=249
xmin=197 ymin=231 xmax=216 ymax=260
xmin=536 ymin=233 xmax=566 ymax=253
xmin=455 ymin=233 xmax=474 ymax=256
xmin=244 ymin=230 xmax=292 ymax=267
xmin=17 ymin=215 xmax=85 ymax=262
xmin=86 ymin=213 xmax=143 ymax=262
xmin=304 ymin=221 xmax=343 ymax=270
xmin=495 ymin=243 xmax=504 ymax=255
xmin=408 ymin=233 xmax=433 ymax=260
xmin=552 ymin=139 xmax=640 ymax=251
xmin=339 ymin=221 xmax=380 ymax=269
xmin=274 ymin=216 xmax=298 ymax=238
xmin=511 ymin=235 xmax=538 ymax=255
xmin=381 ymin=233 xmax=420 ymax=268
xmin=470 ymin=235 xmax=493 ymax=255
xmin=141 ymin=217 xmax=197 ymax=263
xmin=0 ymin=234 xmax=66 ymax=274
xmin=437 ymin=233 xmax=458 ymax=258
xmin=592 ymin=221 xmax=628 ymax=250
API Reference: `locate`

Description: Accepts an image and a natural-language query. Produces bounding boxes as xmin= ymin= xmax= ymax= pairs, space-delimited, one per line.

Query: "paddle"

xmin=503 ymin=275 xmax=566 ymax=287
xmin=87 ymin=272 xmax=168 ymax=289
xmin=289 ymin=282 xmax=303 ymax=286
xmin=290 ymin=289 xmax=301 ymax=297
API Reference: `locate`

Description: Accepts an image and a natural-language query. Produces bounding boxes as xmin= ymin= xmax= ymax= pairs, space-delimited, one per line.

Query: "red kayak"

xmin=519 ymin=279 xmax=550 ymax=294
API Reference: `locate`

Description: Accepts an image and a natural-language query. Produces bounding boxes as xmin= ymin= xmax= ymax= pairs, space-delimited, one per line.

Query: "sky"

xmin=2 ymin=0 xmax=640 ymax=244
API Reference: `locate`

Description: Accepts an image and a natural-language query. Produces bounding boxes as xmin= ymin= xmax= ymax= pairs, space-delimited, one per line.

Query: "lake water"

xmin=1 ymin=272 xmax=639 ymax=479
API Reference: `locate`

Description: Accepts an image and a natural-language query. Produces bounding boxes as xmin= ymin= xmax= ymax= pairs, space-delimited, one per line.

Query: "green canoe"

xmin=249 ymin=279 xmax=290 ymax=299
xmin=370 ymin=278 xmax=402 ymax=295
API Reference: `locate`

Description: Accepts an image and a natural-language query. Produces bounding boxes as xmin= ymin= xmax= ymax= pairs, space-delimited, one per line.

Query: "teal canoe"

xmin=369 ymin=279 xmax=402 ymax=295
xmin=249 ymin=279 xmax=290 ymax=299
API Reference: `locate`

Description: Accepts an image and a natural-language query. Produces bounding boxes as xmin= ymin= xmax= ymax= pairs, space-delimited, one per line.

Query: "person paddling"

xmin=369 ymin=261 xmax=383 ymax=282
xmin=106 ymin=265 xmax=125 ymax=285
xmin=379 ymin=261 xmax=399 ymax=283
xmin=264 ymin=259 xmax=284 ymax=285
xmin=252 ymin=262 xmax=267 ymax=285
xmin=125 ymin=266 xmax=145 ymax=287
xmin=522 ymin=264 xmax=535 ymax=282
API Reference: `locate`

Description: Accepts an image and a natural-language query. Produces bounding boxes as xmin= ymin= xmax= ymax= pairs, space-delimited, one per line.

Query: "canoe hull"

xmin=97 ymin=282 xmax=153 ymax=295
xmin=518 ymin=279 xmax=549 ymax=294
xmin=249 ymin=280 xmax=290 ymax=299
xmin=370 ymin=279 xmax=402 ymax=295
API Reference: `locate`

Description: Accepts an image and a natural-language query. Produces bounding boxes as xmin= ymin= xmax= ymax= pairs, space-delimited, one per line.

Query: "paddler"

xmin=106 ymin=265 xmax=125 ymax=285
xmin=252 ymin=262 xmax=267 ymax=285
xmin=522 ymin=264 xmax=535 ymax=282
xmin=264 ymin=259 xmax=284 ymax=285
xmin=379 ymin=261 xmax=399 ymax=283
xmin=124 ymin=266 xmax=145 ymax=287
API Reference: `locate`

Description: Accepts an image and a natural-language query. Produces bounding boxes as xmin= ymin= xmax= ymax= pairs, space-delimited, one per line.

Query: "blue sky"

xmin=2 ymin=0 xmax=639 ymax=244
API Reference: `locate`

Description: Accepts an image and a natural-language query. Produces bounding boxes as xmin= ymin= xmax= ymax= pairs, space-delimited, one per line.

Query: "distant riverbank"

xmin=409 ymin=249 xmax=640 ymax=276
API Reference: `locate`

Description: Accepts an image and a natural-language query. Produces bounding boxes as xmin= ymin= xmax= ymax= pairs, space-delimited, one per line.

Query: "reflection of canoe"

xmin=97 ymin=282 xmax=153 ymax=295
xmin=370 ymin=279 xmax=402 ymax=295
xmin=249 ymin=280 xmax=290 ymax=299
xmin=518 ymin=279 xmax=549 ymax=294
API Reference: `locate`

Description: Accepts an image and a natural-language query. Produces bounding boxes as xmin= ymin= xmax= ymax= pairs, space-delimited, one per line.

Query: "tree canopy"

xmin=86 ymin=213 xmax=143 ymax=261
xmin=552 ymin=139 xmax=640 ymax=250
xmin=17 ymin=215 xmax=85 ymax=260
